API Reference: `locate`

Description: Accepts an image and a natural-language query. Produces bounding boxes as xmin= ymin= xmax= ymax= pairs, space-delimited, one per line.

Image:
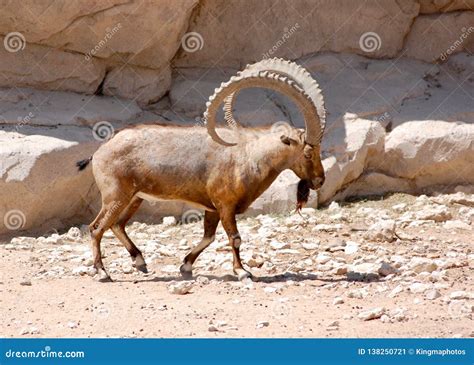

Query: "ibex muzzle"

xmin=76 ymin=58 xmax=326 ymax=282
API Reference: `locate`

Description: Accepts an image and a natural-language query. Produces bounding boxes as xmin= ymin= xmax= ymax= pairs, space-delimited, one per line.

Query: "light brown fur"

xmin=82 ymin=125 xmax=325 ymax=281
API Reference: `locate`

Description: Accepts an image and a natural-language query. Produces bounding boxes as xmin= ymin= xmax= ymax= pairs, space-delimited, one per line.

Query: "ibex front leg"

xmin=220 ymin=209 xmax=252 ymax=281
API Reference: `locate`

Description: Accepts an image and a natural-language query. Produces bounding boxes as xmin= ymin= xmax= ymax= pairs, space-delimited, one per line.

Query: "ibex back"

xmin=76 ymin=58 xmax=326 ymax=282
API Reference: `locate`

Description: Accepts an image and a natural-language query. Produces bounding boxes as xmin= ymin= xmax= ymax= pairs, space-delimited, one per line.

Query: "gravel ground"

xmin=1 ymin=192 xmax=473 ymax=338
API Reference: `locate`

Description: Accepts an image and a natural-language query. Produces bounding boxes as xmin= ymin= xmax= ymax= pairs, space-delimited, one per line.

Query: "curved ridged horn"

xmin=223 ymin=58 xmax=326 ymax=145
xmin=204 ymin=70 xmax=321 ymax=146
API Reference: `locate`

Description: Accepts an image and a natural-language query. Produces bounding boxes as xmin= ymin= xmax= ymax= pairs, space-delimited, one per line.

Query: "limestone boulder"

xmin=370 ymin=121 xmax=474 ymax=188
xmin=0 ymin=88 xmax=142 ymax=128
xmin=318 ymin=115 xmax=386 ymax=204
xmin=0 ymin=41 xmax=105 ymax=94
xmin=175 ymin=0 xmax=419 ymax=68
xmin=0 ymin=127 xmax=100 ymax=236
xmin=0 ymin=0 xmax=197 ymax=104
xmin=404 ymin=11 xmax=474 ymax=62
xmin=0 ymin=0 xmax=197 ymax=69
xmin=103 ymin=65 xmax=172 ymax=105
xmin=417 ymin=0 xmax=474 ymax=13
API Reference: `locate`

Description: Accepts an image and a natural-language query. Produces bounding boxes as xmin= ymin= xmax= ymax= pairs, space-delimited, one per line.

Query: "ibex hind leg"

xmin=180 ymin=211 xmax=220 ymax=279
xmin=110 ymin=197 xmax=147 ymax=273
xmin=89 ymin=196 xmax=130 ymax=282
xmin=220 ymin=209 xmax=252 ymax=281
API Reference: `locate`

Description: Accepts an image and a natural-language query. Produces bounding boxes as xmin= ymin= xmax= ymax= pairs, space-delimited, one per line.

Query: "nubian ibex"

xmin=76 ymin=58 xmax=326 ymax=282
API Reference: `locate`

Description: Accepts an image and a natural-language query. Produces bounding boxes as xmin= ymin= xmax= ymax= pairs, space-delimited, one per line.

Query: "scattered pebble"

xmin=167 ymin=281 xmax=194 ymax=295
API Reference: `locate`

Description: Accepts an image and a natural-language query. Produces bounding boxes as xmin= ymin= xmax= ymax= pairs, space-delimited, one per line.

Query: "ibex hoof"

xmin=235 ymin=268 xmax=253 ymax=281
xmin=95 ymin=269 xmax=113 ymax=283
xmin=179 ymin=263 xmax=193 ymax=280
xmin=135 ymin=264 xmax=148 ymax=274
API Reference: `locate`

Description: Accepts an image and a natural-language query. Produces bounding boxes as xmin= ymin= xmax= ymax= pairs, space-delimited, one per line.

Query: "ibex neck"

xmin=246 ymin=134 xmax=293 ymax=175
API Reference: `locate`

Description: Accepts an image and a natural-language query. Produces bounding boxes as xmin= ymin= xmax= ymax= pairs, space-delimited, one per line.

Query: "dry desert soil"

xmin=1 ymin=192 xmax=473 ymax=338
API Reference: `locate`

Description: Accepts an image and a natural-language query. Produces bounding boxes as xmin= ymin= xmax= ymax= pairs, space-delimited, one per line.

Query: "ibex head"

xmin=204 ymin=58 xmax=326 ymax=193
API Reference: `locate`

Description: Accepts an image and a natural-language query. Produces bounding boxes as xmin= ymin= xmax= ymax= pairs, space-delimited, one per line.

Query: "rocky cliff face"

xmin=0 ymin=0 xmax=473 ymax=236
xmin=0 ymin=0 xmax=472 ymax=102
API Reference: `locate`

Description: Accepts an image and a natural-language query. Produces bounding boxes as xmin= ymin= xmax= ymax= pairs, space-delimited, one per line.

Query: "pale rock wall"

xmin=0 ymin=1 xmax=473 ymax=236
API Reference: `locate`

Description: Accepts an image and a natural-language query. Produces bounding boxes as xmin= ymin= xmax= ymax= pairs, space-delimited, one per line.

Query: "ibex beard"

xmin=76 ymin=58 xmax=326 ymax=282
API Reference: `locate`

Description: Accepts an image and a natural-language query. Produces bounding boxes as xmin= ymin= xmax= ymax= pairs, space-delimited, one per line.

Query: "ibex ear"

xmin=280 ymin=135 xmax=297 ymax=146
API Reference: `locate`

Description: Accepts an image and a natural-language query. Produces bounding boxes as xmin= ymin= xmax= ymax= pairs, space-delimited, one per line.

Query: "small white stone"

xmin=392 ymin=203 xmax=407 ymax=212
xmin=364 ymin=220 xmax=396 ymax=242
xmin=333 ymin=297 xmax=344 ymax=305
xmin=270 ymin=241 xmax=290 ymax=250
xmin=316 ymin=253 xmax=331 ymax=264
xmin=380 ymin=314 xmax=390 ymax=323
xmin=302 ymin=242 xmax=319 ymax=250
xmin=444 ymin=220 xmax=471 ymax=230
xmin=162 ymin=216 xmax=177 ymax=226
xmin=358 ymin=307 xmax=385 ymax=321
xmin=378 ymin=262 xmax=397 ymax=277
xmin=72 ymin=266 xmax=96 ymax=276
xmin=67 ymin=227 xmax=82 ymax=240
xmin=256 ymin=321 xmax=270 ymax=329
xmin=415 ymin=205 xmax=452 ymax=222
xmin=425 ymin=289 xmax=441 ymax=300
xmin=409 ymin=282 xmax=432 ymax=294
xmin=122 ymin=265 xmax=133 ymax=274
xmin=346 ymin=288 xmax=369 ymax=299
xmin=450 ymin=291 xmax=471 ymax=300
xmin=344 ymin=241 xmax=359 ymax=254
xmin=67 ymin=321 xmax=78 ymax=329
xmin=167 ymin=281 xmax=194 ymax=295
xmin=408 ymin=257 xmax=438 ymax=273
